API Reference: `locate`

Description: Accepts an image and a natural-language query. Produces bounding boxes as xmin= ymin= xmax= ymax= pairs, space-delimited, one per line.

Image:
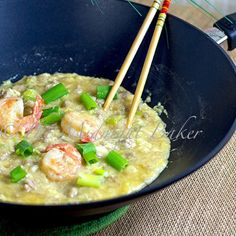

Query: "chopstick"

xmin=103 ymin=0 xmax=162 ymax=111
xmin=127 ymin=0 xmax=172 ymax=128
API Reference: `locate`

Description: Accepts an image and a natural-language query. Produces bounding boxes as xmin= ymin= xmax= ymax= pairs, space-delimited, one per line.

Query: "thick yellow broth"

xmin=0 ymin=73 xmax=170 ymax=204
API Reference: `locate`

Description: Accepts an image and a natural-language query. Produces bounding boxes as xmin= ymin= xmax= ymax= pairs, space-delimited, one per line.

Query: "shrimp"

xmin=0 ymin=95 xmax=44 ymax=134
xmin=61 ymin=111 xmax=102 ymax=142
xmin=41 ymin=143 xmax=82 ymax=181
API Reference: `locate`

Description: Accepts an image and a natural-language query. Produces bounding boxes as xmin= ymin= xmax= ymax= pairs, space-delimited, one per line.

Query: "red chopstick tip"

xmin=160 ymin=0 xmax=171 ymax=13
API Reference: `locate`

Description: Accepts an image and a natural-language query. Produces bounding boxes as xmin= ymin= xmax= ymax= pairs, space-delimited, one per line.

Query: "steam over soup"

xmin=0 ymin=73 xmax=170 ymax=204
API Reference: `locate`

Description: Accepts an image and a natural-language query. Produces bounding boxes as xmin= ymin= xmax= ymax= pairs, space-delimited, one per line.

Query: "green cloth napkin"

xmin=0 ymin=206 xmax=129 ymax=236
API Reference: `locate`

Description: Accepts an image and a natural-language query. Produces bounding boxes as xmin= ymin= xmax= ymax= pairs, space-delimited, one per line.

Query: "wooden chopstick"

xmin=103 ymin=0 xmax=162 ymax=111
xmin=127 ymin=0 xmax=172 ymax=128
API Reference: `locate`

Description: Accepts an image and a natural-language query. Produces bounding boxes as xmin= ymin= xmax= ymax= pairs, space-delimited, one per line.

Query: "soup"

xmin=0 ymin=73 xmax=170 ymax=204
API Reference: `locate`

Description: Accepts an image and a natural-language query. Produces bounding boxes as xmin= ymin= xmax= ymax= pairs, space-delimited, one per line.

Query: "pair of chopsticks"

xmin=103 ymin=0 xmax=172 ymax=128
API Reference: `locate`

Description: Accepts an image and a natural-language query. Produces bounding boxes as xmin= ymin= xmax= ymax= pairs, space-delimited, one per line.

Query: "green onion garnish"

xmin=136 ymin=110 xmax=143 ymax=116
xmin=76 ymin=173 xmax=103 ymax=188
xmin=94 ymin=168 xmax=106 ymax=176
xmin=42 ymin=83 xmax=68 ymax=104
xmin=10 ymin=166 xmax=27 ymax=183
xmin=83 ymin=152 xmax=99 ymax=165
xmin=15 ymin=140 xmax=33 ymax=158
xmin=105 ymin=115 xmax=122 ymax=126
xmin=96 ymin=85 xmax=118 ymax=100
xmin=76 ymin=143 xmax=98 ymax=165
xmin=23 ymin=89 xmax=38 ymax=101
xmin=41 ymin=110 xmax=64 ymax=125
xmin=80 ymin=92 xmax=97 ymax=110
xmin=42 ymin=106 xmax=60 ymax=118
xmin=105 ymin=151 xmax=128 ymax=171
xmin=76 ymin=143 xmax=96 ymax=155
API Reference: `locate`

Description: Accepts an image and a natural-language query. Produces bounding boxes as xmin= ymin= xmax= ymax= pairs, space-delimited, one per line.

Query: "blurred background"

xmin=176 ymin=0 xmax=236 ymax=14
xmin=135 ymin=0 xmax=236 ymax=24
xmin=133 ymin=0 xmax=236 ymax=63
xmin=135 ymin=0 xmax=236 ymax=15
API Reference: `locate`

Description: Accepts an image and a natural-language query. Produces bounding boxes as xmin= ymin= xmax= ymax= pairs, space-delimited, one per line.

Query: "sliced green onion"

xmin=42 ymin=83 xmax=68 ymax=104
xmin=10 ymin=166 xmax=27 ymax=183
xmin=42 ymin=106 xmax=60 ymax=118
xmin=105 ymin=115 xmax=122 ymax=126
xmin=105 ymin=151 xmax=128 ymax=171
xmin=76 ymin=143 xmax=98 ymax=165
xmin=41 ymin=110 xmax=64 ymax=125
xmin=94 ymin=168 xmax=106 ymax=176
xmin=76 ymin=173 xmax=103 ymax=188
xmin=15 ymin=140 xmax=33 ymax=158
xmin=33 ymin=149 xmax=41 ymax=155
xmin=76 ymin=143 xmax=96 ymax=155
xmin=41 ymin=106 xmax=64 ymax=125
xmin=23 ymin=89 xmax=38 ymax=101
xmin=96 ymin=85 xmax=118 ymax=100
xmin=136 ymin=110 xmax=143 ymax=116
xmin=80 ymin=92 xmax=97 ymax=110
xmin=83 ymin=152 xmax=99 ymax=165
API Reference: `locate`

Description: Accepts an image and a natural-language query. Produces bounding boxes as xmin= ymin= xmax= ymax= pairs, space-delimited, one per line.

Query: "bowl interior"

xmin=0 ymin=0 xmax=235 ymax=202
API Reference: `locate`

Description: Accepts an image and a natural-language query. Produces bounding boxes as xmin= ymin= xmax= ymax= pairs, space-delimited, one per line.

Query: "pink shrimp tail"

xmin=33 ymin=95 xmax=44 ymax=120
xmin=81 ymin=135 xmax=93 ymax=143
xmin=46 ymin=143 xmax=73 ymax=152
xmin=46 ymin=143 xmax=81 ymax=161
xmin=17 ymin=95 xmax=44 ymax=133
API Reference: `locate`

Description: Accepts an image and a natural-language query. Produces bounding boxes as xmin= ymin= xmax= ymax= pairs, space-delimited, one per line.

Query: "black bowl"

xmin=0 ymin=0 xmax=235 ymax=219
